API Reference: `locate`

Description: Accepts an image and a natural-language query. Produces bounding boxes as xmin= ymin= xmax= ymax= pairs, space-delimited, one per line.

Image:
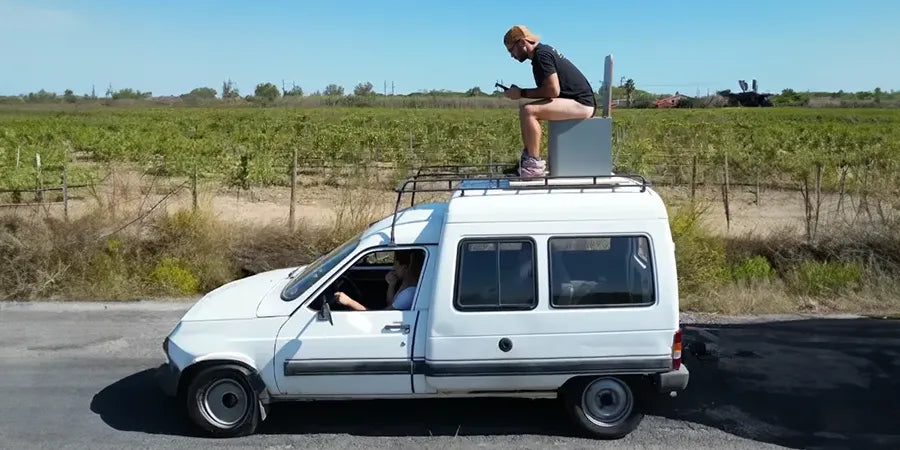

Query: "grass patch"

xmin=731 ymin=255 xmax=777 ymax=285
xmin=787 ymin=260 xmax=863 ymax=297
xmin=0 ymin=177 xmax=380 ymax=301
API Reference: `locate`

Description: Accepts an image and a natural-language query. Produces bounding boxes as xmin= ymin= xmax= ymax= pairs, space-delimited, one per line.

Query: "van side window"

xmin=548 ymin=236 xmax=655 ymax=308
xmin=454 ymin=239 xmax=537 ymax=311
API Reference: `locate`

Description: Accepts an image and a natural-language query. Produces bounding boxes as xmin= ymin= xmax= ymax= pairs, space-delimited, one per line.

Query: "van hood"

xmin=179 ymin=267 xmax=298 ymax=322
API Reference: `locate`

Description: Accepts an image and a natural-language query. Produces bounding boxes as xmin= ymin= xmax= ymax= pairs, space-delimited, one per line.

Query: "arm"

xmin=335 ymin=292 xmax=367 ymax=311
xmin=521 ymin=73 xmax=561 ymax=99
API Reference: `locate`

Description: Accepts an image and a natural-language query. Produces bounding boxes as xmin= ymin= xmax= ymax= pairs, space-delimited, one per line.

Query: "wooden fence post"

xmin=62 ymin=166 xmax=69 ymax=223
xmin=722 ymin=152 xmax=731 ymax=231
xmin=191 ymin=165 xmax=198 ymax=212
xmin=289 ymin=147 xmax=297 ymax=232
xmin=35 ymin=153 xmax=43 ymax=203
xmin=756 ymin=168 xmax=761 ymax=207
xmin=690 ymin=155 xmax=697 ymax=201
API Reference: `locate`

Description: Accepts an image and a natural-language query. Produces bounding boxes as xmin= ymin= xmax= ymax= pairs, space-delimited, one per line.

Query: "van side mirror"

xmin=318 ymin=297 xmax=334 ymax=325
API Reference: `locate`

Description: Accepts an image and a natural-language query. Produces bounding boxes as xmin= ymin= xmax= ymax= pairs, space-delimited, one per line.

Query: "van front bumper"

xmin=655 ymin=364 xmax=689 ymax=393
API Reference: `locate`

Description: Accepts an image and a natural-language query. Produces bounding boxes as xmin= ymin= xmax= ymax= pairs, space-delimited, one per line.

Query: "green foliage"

xmin=254 ymin=83 xmax=280 ymax=102
xmin=668 ymin=201 xmax=729 ymax=294
xmin=731 ymin=255 xmax=776 ymax=284
xmin=323 ymin=84 xmax=344 ymax=96
xmin=0 ymin=107 xmax=898 ymax=197
xmin=150 ymin=256 xmax=200 ymax=295
xmin=284 ymin=85 xmax=303 ymax=96
xmin=183 ymin=87 xmax=217 ymax=99
xmin=788 ymin=260 xmax=863 ymax=297
xmin=111 ymin=88 xmax=152 ymax=100
xmin=353 ymin=82 xmax=375 ymax=96
xmin=25 ymin=90 xmax=58 ymax=103
xmin=772 ymin=88 xmax=808 ymax=106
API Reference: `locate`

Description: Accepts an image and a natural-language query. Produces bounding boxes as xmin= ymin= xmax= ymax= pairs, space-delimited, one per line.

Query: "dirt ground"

xmin=1 ymin=169 xmax=894 ymax=238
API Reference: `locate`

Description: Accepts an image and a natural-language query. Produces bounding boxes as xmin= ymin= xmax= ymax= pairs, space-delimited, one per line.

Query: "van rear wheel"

xmin=562 ymin=376 xmax=644 ymax=439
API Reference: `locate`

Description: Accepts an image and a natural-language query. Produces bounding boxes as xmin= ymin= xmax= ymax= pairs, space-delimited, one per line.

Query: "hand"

xmin=334 ymin=291 xmax=352 ymax=306
xmin=505 ymin=85 xmax=522 ymax=100
xmin=385 ymin=270 xmax=399 ymax=286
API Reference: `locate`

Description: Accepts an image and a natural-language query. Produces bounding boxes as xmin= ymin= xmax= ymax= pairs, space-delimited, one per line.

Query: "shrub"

xmin=788 ymin=259 xmax=863 ymax=297
xmin=147 ymin=209 xmax=237 ymax=292
xmin=150 ymin=256 xmax=200 ymax=295
xmin=668 ymin=201 xmax=729 ymax=294
xmin=731 ymin=255 xmax=777 ymax=285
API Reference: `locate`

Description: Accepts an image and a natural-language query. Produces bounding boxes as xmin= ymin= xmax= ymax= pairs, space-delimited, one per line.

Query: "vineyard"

xmin=1 ymin=105 xmax=899 ymax=308
xmin=1 ymin=106 xmax=898 ymax=193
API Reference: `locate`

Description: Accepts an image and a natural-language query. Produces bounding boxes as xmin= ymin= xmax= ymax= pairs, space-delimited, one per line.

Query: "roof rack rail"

xmin=387 ymin=164 xmax=649 ymax=244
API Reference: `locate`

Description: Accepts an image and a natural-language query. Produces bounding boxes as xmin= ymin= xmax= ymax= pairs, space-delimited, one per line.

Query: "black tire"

xmin=185 ymin=364 xmax=260 ymax=438
xmin=562 ymin=376 xmax=644 ymax=439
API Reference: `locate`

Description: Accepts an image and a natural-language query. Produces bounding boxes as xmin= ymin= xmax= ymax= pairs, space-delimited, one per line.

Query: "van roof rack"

xmin=387 ymin=164 xmax=649 ymax=244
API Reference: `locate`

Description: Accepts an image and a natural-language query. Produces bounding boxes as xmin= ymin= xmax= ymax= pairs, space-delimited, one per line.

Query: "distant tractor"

xmin=717 ymin=79 xmax=773 ymax=107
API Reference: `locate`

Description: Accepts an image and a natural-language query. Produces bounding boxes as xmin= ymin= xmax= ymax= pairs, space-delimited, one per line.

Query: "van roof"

xmin=360 ymin=168 xmax=668 ymax=246
xmin=446 ymin=177 xmax=667 ymax=224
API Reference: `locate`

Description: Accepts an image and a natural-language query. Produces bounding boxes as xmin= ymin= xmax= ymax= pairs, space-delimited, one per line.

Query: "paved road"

xmin=0 ymin=302 xmax=897 ymax=449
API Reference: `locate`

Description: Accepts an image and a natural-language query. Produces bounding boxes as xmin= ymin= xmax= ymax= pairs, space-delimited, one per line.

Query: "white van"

xmin=157 ymin=167 xmax=688 ymax=440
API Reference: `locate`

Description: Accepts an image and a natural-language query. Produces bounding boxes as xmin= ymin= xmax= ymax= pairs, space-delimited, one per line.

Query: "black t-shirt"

xmin=531 ymin=43 xmax=596 ymax=107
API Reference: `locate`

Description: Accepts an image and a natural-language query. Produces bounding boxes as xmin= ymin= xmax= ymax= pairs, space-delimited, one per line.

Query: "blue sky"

xmin=1 ymin=0 xmax=897 ymax=97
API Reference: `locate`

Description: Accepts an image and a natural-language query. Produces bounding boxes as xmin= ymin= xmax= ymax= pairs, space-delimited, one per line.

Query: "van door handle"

xmin=383 ymin=322 xmax=410 ymax=333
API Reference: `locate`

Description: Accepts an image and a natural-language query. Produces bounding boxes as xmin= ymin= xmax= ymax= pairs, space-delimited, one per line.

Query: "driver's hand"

xmin=385 ymin=270 xmax=399 ymax=286
xmin=334 ymin=292 xmax=352 ymax=305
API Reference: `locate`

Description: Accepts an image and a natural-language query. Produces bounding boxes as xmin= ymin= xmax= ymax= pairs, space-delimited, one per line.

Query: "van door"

xmin=273 ymin=308 xmax=419 ymax=396
xmin=272 ymin=246 xmax=431 ymax=397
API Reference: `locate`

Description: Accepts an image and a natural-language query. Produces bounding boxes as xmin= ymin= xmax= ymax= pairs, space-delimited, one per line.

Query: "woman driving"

xmin=334 ymin=250 xmax=424 ymax=311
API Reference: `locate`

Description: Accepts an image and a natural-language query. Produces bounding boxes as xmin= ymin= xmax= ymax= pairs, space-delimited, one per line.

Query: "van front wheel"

xmin=185 ymin=365 xmax=260 ymax=438
xmin=563 ymin=376 xmax=644 ymax=439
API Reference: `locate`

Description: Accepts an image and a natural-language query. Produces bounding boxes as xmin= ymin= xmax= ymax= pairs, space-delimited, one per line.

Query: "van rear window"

xmin=548 ymin=236 xmax=655 ymax=308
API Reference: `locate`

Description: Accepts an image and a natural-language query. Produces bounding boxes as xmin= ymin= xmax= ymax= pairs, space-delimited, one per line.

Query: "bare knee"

xmin=520 ymin=103 xmax=538 ymax=118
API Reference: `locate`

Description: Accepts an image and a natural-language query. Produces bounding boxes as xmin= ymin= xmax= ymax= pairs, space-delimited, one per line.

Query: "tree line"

xmin=2 ymin=77 xmax=897 ymax=109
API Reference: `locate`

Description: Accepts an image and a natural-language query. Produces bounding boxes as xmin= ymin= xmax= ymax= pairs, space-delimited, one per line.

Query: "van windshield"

xmin=280 ymin=234 xmax=361 ymax=301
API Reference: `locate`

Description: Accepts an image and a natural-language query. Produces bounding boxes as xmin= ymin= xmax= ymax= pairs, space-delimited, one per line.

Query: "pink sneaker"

xmin=518 ymin=153 xmax=547 ymax=178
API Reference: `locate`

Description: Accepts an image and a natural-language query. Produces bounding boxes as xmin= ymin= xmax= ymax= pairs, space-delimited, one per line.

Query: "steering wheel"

xmin=320 ymin=275 xmax=364 ymax=310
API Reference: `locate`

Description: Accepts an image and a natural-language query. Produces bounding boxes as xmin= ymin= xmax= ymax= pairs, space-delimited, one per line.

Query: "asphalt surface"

xmin=0 ymin=302 xmax=898 ymax=450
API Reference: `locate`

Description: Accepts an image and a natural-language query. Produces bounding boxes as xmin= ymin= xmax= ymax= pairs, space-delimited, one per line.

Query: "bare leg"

xmin=518 ymin=98 xmax=595 ymax=159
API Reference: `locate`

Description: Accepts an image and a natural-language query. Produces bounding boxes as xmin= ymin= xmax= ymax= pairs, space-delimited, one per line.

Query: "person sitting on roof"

xmin=334 ymin=250 xmax=424 ymax=311
xmin=501 ymin=25 xmax=597 ymax=178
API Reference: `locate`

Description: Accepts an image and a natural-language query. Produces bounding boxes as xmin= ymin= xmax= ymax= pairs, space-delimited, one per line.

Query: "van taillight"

xmin=672 ymin=328 xmax=683 ymax=370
